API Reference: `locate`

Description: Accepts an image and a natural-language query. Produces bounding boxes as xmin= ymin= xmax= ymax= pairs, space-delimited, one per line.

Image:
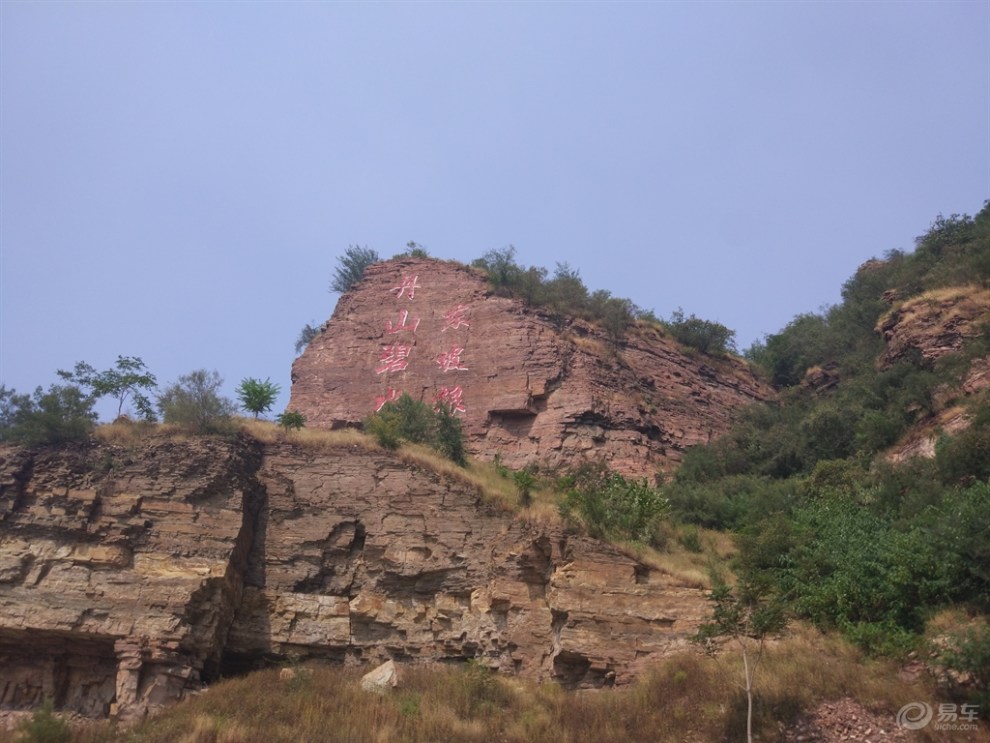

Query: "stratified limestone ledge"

xmin=1 ymin=437 xmax=707 ymax=721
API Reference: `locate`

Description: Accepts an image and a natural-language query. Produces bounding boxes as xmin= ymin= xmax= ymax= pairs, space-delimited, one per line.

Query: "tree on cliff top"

xmin=331 ymin=245 xmax=379 ymax=294
xmin=236 ymin=377 xmax=281 ymax=418
xmin=157 ymin=370 xmax=237 ymax=433
xmin=57 ymin=356 xmax=157 ymax=421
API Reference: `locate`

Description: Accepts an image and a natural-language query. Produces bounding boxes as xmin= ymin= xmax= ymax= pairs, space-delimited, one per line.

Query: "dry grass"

xmin=235 ymin=418 xmax=372 ymax=452
xmin=54 ymin=628 xmax=987 ymax=743
xmin=609 ymin=525 xmax=735 ymax=590
xmin=94 ymin=419 xmax=184 ymax=446
xmin=879 ymin=284 xmax=990 ymax=328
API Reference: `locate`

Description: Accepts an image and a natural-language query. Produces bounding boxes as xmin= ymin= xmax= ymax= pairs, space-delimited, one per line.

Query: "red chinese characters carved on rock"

xmin=386 ymin=309 xmax=421 ymax=335
xmin=376 ymin=344 xmax=412 ymax=374
xmin=390 ymin=274 xmax=420 ymax=300
xmin=441 ymin=304 xmax=471 ymax=332
xmin=435 ymin=385 xmax=466 ymax=414
xmin=436 ymin=346 xmax=468 ymax=373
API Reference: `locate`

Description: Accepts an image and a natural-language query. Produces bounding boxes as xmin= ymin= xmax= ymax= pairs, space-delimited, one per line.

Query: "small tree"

xmin=331 ymin=245 xmax=379 ymax=293
xmin=694 ymin=580 xmax=788 ymax=743
xmin=513 ymin=468 xmax=537 ymax=507
xmin=295 ymin=323 xmax=320 ymax=355
xmin=236 ymin=377 xmax=281 ymax=418
xmin=56 ymin=356 xmax=157 ymax=421
xmin=472 ymin=246 xmax=523 ymax=295
xmin=666 ymin=308 xmax=737 ymax=356
xmin=157 ymin=370 xmax=237 ymax=433
xmin=433 ymin=402 xmax=467 ymax=466
xmin=276 ymin=410 xmax=306 ymax=432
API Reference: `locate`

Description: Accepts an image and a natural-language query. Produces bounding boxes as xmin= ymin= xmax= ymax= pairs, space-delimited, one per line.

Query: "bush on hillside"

xmin=363 ymin=393 xmax=467 ymax=466
xmin=157 ymin=370 xmax=238 ymax=434
xmin=561 ymin=467 xmax=669 ymax=546
xmin=0 ymin=383 xmax=97 ymax=446
xmin=472 ymin=247 xmax=721 ymax=349
xmin=331 ymin=245 xmax=379 ymax=294
xmin=664 ymin=308 xmax=736 ymax=356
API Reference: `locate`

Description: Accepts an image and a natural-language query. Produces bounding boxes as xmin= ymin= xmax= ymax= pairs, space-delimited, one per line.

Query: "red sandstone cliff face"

xmin=0 ymin=436 xmax=707 ymax=721
xmin=289 ymin=258 xmax=773 ymax=479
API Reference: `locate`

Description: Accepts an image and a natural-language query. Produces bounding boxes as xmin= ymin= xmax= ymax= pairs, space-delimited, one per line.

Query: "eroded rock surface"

xmin=289 ymin=258 xmax=773 ymax=479
xmin=0 ymin=437 xmax=263 ymax=720
xmin=0 ymin=437 xmax=707 ymax=720
xmin=876 ymin=286 xmax=990 ymax=369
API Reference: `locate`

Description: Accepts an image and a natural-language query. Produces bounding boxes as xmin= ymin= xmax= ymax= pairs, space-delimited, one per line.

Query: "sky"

xmin=1 ymin=1 xmax=988 ymax=421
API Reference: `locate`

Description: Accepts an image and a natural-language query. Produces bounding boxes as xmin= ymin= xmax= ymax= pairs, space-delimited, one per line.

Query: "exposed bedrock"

xmin=289 ymin=257 xmax=773 ymax=480
xmin=0 ymin=438 xmax=706 ymax=720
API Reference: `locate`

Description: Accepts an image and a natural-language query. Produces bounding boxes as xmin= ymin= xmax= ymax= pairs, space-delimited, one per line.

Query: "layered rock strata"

xmin=289 ymin=258 xmax=773 ymax=479
xmin=0 ymin=436 xmax=707 ymax=720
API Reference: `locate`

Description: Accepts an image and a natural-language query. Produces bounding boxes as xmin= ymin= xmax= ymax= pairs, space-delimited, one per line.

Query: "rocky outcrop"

xmin=0 ymin=438 xmax=264 ymax=720
xmin=0 ymin=436 xmax=708 ymax=721
xmin=876 ymin=286 xmax=990 ymax=369
xmin=289 ymin=258 xmax=773 ymax=480
xmin=875 ymin=286 xmax=990 ymax=463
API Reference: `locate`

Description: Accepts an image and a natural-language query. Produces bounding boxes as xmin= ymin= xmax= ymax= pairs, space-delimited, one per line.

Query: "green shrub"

xmin=0 ymin=383 xmax=97 ymax=445
xmin=157 ymin=370 xmax=237 ymax=434
xmin=15 ymin=700 xmax=70 ymax=743
xmin=276 ymin=410 xmax=306 ymax=432
xmin=56 ymin=356 xmax=157 ymax=421
xmin=936 ymin=419 xmax=990 ymax=486
xmin=330 ymin=245 xmax=379 ymax=294
xmin=433 ymin=403 xmax=467 ymax=466
xmin=513 ymin=468 xmax=537 ymax=507
xmin=363 ymin=394 xmax=467 ymax=465
xmin=561 ymin=469 xmax=669 ymax=546
xmin=294 ymin=322 xmax=320 ymax=355
xmin=664 ymin=308 xmax=736 ymax=356
xmin=365 ymin=409 xmax=402 ymax=450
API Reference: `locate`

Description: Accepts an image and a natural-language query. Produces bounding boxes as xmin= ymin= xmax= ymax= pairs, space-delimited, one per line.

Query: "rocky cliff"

xmin=876 ymin=285 xmax=990 ymax=462
xmin=289 ymin=258 xmax=773 ymax=479
xmin=0 ymin=435 xmax=707 ymax=721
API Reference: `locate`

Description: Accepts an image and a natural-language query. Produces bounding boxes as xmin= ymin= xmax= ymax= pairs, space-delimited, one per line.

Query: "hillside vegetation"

xmin=666 ymin=204 xmax=990 ymax=672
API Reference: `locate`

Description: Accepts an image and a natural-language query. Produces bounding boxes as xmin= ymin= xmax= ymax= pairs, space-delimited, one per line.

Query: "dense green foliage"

xmin=331 ymin=245 xmax=380 ymax=293
xmin=0 ymin=355 xmax=156 ymax=444
xmin=364 ymin=393 xmax=467 ymax=465
xmin=157 ymin=370 xmax=238 ymax=433
xmin=471 ymin=247 xmax=729 ymax=352
xmin=560 ymin=465 xmax=669 ymax=547
xmin=669 ymin=202 xmax=990 ymax=655
xmin=665 ymin=308 xmax=737 ymax=355
xmin=57 ymin=356 xmax=157 ymax=421
xmin=235 ymin=377 xmax=281 ymax=418
xmin=0 ymin=383 xmax=97 ymax=445
xmin=746 ymin=202 xmax=990 ymax=389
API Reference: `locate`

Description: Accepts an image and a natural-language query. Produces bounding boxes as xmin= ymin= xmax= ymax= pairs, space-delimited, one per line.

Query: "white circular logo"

xmin=896 ymin=702 xmax=933 ymax=730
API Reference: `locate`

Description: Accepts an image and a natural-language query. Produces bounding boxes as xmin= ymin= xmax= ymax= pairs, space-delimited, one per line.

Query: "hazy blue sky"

xmin=2 ymin=1 xmax=987 ymax=420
